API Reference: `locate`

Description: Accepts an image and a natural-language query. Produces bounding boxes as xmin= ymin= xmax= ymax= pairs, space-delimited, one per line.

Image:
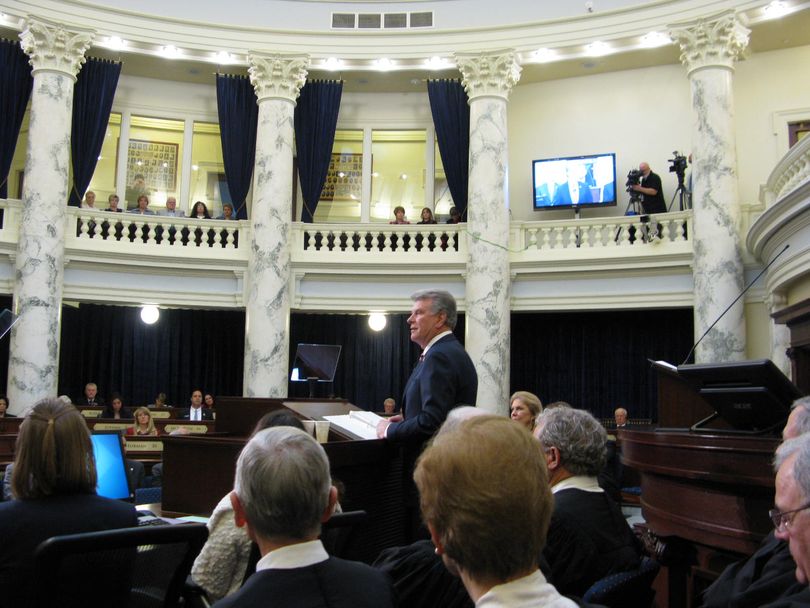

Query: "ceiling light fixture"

xmin=105 ymin=36 xmax=126 ymax=51
xmin=323 ymin=57 xmax=344 ymax=71
xmin=213 ymin=51 xmax=233 ymax=64
xmin=368 ymin=313 xmax=387 ymax=332
xmin=424 ymin=56 xmax=450 ymax=70
xmin=532 ymin=48 xmax=558 ymax=63
xmin=374 ymin=58 xmax=395 ymax=71
xmin=764 ymin=1 xmax=789 ymax=18
xmin=160 ymin=45 xmax=181 ymax=59
xmin=585 ymin=41 xmax=611 ymax=57
xmin=640 ymin=31 xmax=671 ymax=48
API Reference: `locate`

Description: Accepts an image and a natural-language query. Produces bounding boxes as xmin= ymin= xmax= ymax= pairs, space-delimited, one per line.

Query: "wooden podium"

xmin=160 ymin=397 xmax=407 ymax=563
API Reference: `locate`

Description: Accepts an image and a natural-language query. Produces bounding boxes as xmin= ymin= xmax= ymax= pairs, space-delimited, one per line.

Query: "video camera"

xmin=669 ymin=151 xmax=688 ymax=175
xmin=625 ymin=169 xmax=642 ymax=192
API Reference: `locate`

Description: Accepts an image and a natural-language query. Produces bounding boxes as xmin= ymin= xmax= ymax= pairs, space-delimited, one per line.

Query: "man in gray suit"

xmin=160 ymin=197 xmax=185 ymax=217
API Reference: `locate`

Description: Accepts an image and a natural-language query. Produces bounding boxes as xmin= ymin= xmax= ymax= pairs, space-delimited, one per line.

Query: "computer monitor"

xmin=91 ymin=431 xmax=131 ymax=500
xmin=290 ymin=344 xmax=342 ymax=383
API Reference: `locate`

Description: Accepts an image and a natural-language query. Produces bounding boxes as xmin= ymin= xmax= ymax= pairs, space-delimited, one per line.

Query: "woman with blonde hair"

xmin=510 ymin=390 xmax=543 ymax=431
xmin=0 ymin=399 xmax=137 ymax=605
xmin=127 ymin=406 xmax=159 ymax=436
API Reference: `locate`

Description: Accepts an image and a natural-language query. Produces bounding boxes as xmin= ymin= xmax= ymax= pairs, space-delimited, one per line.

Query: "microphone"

xmin=682 ymin=243 xmax=790 ymax=365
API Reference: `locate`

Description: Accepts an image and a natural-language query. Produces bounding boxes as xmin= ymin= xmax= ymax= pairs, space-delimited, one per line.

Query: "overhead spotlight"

xmin=585 ymin=41 xmax=611 ymax=57
xmin=213 ymin=51 xmax=233 ymax=64
xmin=105 ymin=36 xmax=126 ymax=51
xmin=400 ymin=173 xmax=408 ymax=180
xmin=160 ymin=45 xmax=181 ymax=59
xmin=323 ymin=57 xmax=344 ymax=70
xmin=368 ymin=313 xmax=387 ymax=332
xmin=764 ymin=1 xmax=789 ymax=18
xmin=532 ymin=48 xmax=558 ymax=63
xmin=140 ymin=305 xmax=159 ymax=325
xmin=424 ymin=56 xmax=450 ymax=70
xmin=374 ymin=58 xmax=395 ymax=71
xmin=640 ymin=31 xmax=671 ymax=48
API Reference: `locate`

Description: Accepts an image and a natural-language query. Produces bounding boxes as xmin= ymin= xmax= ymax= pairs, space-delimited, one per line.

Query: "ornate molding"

xmin=19 ymin=16 xmax=94 ymax=79
xmin=247 ymin=53 xmax=310 ymax=103
xmin=670 ymin=11 xmax=749 ymax=75
xmin=455 ymin=49 xmax=521 ymax=101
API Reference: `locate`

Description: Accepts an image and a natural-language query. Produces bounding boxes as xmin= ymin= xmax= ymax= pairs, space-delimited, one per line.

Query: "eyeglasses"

xmin=769 ymin=502 xmax=810 ymax=532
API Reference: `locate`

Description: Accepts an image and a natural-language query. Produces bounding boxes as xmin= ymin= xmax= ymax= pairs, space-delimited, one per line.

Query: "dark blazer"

xmin=80 ymin=397 xmax=105 ymax=407
xmin=99 ymin=405 xmax=132 ymax=419
xmin=552 ymin=181 xmax=594 ymax=206
xmin=0 ymin=493 xmax=137 ymax=607
xmin=386 ymin=333 xmax=477 ymax=446
xmin=213 ymin=556 xmax=395 ymax=608
xmin=179 ymin=407 xmax=215 ymax=421
xmin=543 ymin=487 xmax=642 ymax=598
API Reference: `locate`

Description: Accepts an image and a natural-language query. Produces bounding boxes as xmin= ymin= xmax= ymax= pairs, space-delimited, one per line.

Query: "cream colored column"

xmin=768 ymin=292 xmax=792 ymax=378
xmin=455 ymin=50 xmax=521 ymax=414
xmin=671 ymin=12 xmax=749 ymax=363
xmin=7 ymin=18 xmax=93 ymax=414
xmin=242 ymin=53 xmax=309 ymax=397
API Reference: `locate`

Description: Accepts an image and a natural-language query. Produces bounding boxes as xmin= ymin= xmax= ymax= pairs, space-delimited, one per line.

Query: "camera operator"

xmin=631 ymin=162 xmax=666 ymax=214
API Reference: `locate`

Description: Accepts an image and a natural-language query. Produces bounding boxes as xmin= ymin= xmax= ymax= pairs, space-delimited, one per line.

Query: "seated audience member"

xmin=0 ymin=399 xmax=137 ymax=605
xmin=211 ymin=425 xmax=393 ymax=608
xmin=204 ymin=393 xmax=216 ymax=409
xmin=383 ymin=397 xmax=397 ymax=415
xmin=614 ymin=407 xmax=628 ymax=428
xmin=160 ymin=196 xmax=185 ymax=217
xmin=0 ymin=395 xmax=14 ymax=418
xmin=149 ymin=392 xmax=168 ymax=408
xmin=80 ymin=382 xmax=104 ymax=406
xmin=414 ymin=415 xmax=576 ymax=607
xmin=535 ymin=406 xmax=642 ymax=598
xmin=510 ymin=390 xmax=543 ymax=432
xmin=192 ymin=201 xmax=212 ymax=219
xmin=106 ymin=193 xmax=122 ymax=212
xmin=418 ymin=207 xmax=437 ymax=224
xmin=193 ymin=411 xmax=307 ymax=602
xmin=126 ymin=407 xmax=159 ymax=436
xmin=389 ymin=205 xmax=410 ymax=225
xmin=81 ymin=190 xmax=96 ymax=209
xmin=100 ymin=393 xmax=132 ymax=419
xmin=217 ymin=203 xmax=235 ymax=220
xmin=701 ymin=398 xmax=810 ymax=607
xmin=129 ymin=194 xmax=155 ymax=215
xmin=181 ymin=390 xmax=214 ymax=421
xmin=773 ymin=432 xmax=810 ymax=588
xmin=446 ymin=206 xmax=462 ymax=224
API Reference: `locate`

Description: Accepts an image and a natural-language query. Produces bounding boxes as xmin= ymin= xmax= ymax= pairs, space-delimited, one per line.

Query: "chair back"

xmin=583 ymin=556 xmax=660 ymax=608
xmin=33 ymin=523 xmax=208 ymax=608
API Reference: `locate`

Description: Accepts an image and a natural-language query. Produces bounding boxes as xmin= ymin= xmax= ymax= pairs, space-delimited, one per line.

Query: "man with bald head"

xmin=631 ymin=162 xmax=666 ymax=214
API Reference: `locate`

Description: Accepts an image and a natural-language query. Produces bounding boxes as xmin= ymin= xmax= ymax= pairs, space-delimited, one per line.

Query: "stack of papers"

xmin=324 ymin=410 xmax=385 ymax=440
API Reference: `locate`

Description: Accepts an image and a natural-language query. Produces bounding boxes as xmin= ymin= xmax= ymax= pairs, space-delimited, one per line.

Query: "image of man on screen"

xmin=552 ymin=163 xmax=594 ymax=206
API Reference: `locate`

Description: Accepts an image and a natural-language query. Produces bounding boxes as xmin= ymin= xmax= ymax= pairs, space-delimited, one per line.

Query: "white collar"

xmin=256 ymin=539 xmax=329 ymax=571
xmin=551 ymin=475 xmax=603 ymax=494
xmin=423 ymin=330 xmax=452 ymax=355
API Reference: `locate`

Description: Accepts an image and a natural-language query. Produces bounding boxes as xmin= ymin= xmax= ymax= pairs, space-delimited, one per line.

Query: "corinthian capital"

xmin=20 ymin=16 xmax=94 ymax=79
xmin=247 ymin=53 xmax=310 ymax=103
xmin=670 ymin=11 xmax=749 ymax=75
xmin=455 ymin=50 xmax=521 ymax=101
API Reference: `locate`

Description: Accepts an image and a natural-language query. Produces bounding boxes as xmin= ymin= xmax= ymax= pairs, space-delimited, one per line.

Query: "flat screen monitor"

xmin=91 ymin=431 xmax=131 ymax=500
xmin=677 ymin=359 xmax=802 ymax=432
xmin=290 ymin=344 xmax=342 ymax=383
xmin=532 ymin=152 xmax=617 ymax=211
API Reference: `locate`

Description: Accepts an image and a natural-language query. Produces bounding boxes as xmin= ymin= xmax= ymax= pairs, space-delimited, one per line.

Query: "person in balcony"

xmin=418 ymin=208 xmax=437 ymax=224
xmin=106 ymin=193 xmax=122 ymax=212
xmin=129 ymin=194 xmax=155 ymax=215
xmin=446 ymin=207 xmax=462 ymax=224
xmin=217 ymin=203 xmax=235 ymax=220
xmin=193 ymin=201 xmax=212 ymax=219
xmin=160 ymin=196 xmax=185 ymax=217
xmin=81 ymin=190 xmax=97 ymax=209
xmin=389 ymin=206 xmax=410 ymax=224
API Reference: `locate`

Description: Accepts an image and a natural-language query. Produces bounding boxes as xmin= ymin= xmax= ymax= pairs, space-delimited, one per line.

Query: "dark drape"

xmin=0 ymin=294 xmax=11 ymax=395
xmin=58 ymin=304 xmax=245 ymax=407
xmin=510 ymin=309 xmax=694 ymax=422
xmin=294 ymin=80 xmax=343 ymax=223
xmin=0 ymin=39 xmax=33 ymax=199
xmin=68 ymin=58 xmax=121 ymax=206
xmin=427 ymin=80 xmax=470 ymax=220
xmin=216 ymin=74 xmax=258 ymax=220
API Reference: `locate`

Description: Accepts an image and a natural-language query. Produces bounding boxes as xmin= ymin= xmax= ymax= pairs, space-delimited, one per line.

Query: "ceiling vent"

xmin=331 ymin=11 xmax=434 ymax=30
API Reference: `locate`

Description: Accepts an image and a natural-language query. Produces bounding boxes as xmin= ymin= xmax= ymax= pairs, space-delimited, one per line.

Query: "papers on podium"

xmin=324 ymin=410 xmax=384 ymax=440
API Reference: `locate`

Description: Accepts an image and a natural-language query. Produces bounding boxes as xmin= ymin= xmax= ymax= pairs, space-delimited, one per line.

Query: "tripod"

xmin=668 ymin=169 xmax=692 ymax=211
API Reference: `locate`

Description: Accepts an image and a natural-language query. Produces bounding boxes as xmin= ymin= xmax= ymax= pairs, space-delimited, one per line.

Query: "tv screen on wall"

xmin=532 ymin=153 xmax=617 ymax=211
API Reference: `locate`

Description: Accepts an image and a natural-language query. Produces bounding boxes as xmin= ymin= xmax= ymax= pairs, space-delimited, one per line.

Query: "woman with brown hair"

xmin=0 ymin=399 xmax=137 ymax=605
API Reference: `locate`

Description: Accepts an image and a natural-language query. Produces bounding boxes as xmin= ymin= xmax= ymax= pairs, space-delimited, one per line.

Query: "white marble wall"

xmin=672 ymin=13 xmax=748 ymax=363
xmin=243 ymin=53 xmax=308 ymax=397
xmin=8 ymin=19 xmax=92 ymax=414
xmin=456 ymin=51 xmax=521 ymax=414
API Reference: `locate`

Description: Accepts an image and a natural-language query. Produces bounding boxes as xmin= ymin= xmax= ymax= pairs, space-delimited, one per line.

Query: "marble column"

xmin=455 ymin=50 xmax=521 ymax=414
xmin=671 ymin=13 xmax=749 ymax=362
xmin=7 ymin=18 xmax=92 ymax=414
xmin=242 ymin=53 xmax=309 ymax=397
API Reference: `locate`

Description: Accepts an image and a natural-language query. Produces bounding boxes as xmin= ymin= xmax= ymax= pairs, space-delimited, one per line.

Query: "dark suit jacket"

xmin=543 ymin=487 xmax=641 ymax=598
xmin=387 ymin=333 xmax=477 ymax=446
xmin=213 ymin=556 xmax=395 ymax=608
xmin=552 ymin=181 xmax=594 ymax=206
xmin=180 ymin=407 xmax=215 ymax=421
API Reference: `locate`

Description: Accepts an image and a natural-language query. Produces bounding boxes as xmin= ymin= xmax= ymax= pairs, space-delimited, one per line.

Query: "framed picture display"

xmin=121 ymin=138 xmax=179 ymax=206
xmin=320 ymin=152 xmax=362 ymax=201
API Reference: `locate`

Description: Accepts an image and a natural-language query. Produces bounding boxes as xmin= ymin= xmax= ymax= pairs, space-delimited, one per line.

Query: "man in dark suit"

xmin=552 ymin=180 xmax=594 ymax=206
xmin=213 ymin=426 xmax=394 ymax=608
xmin=180 ymin=389 xmax=214 ymax=421
xmin=80 ymin=382 xmax=104 ymax=407
xmin=376 ymin=289 xmax=478 ymax=445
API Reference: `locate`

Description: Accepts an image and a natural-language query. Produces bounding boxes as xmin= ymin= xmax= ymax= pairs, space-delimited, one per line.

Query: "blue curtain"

xmin=216 ymin=74 xmax=258 ymax=220
xmin=294 ymin=80 xmax=343 ymax=223
xmin=427 ymin=80 xmax=470 ymax=220
xmin=0 ymin=40 xmax=33 ymax=199
xmin=68 ymin=58 xmax=121 ymax=206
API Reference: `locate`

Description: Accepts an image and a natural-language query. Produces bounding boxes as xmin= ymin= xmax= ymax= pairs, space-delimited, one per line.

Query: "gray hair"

xmin=234 ymin=426 xmax=331 ymax=541
xmin=412 ymin=289 xmax=458 ymax=330
xmin=440 ymin=405 xmax=486 ymax=435
xmin=790 ymin=397 xmax=810 ymax=436
xmin=774 ymin=433 xmax=810 ymax=502
xmin=536 ymin=407 xmax=607 ymax=476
